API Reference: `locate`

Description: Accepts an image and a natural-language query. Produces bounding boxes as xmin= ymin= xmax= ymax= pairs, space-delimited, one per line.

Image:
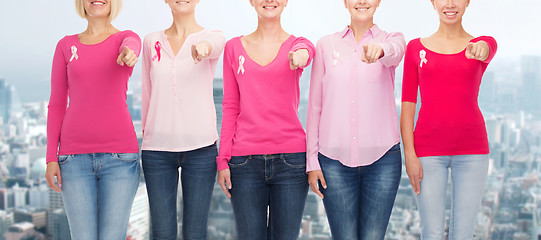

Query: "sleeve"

xmin=205 ymin=30 xmax=226 ymax=60
xmin=216 ymin=41 xmax=241 ymax=171
xmin=377 ymin=32 xmax=407 ymax=67
xmin=141 ymin=35 xmax=152 ymax=132
xmin=471 ymin=36 xmax=497 ymax=64
xmin=401 ymin=40 xmax=420 ymax=103
xmin=306 ymin=39 xmax=326 ymax=172
xmin=119 ymin=31 xmax=142 ymax=58
xmin=46 ymin=39 xmax=69 ymax=163
xmin=291 ymin=37 xmax=316 ymax=68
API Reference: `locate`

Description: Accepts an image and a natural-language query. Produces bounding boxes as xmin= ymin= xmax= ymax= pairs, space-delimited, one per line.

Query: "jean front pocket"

xmin=113 ymin=153 xmax=140 ymax=162
xmin=228 ymin=156 xmax=249 ymax=168
xmin=281 ymin=153 xmax=307 ymax=168
xmin=57 ymin=155 xmax=74 ymax=165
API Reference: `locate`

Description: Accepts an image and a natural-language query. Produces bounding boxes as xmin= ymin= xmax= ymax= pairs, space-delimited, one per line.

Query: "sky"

xmin=0 ymin=0 xmax=540 ymax=102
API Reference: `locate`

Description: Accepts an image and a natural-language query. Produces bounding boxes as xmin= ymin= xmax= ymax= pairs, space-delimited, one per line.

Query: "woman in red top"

xmin=401 ymin=0 xmax=497 ymax=239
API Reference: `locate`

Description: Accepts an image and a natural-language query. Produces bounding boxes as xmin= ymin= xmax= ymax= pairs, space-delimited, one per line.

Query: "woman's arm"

xmin=401 ymin=40 xmax=423 ymax=194
xmin=141 ymin=35 xmax=152 ymax=134
xmin=306 ymin=40 xmax=327 ymax=199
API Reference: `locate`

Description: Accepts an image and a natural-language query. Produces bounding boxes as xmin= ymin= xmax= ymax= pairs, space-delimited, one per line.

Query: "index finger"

xmin=309 ymin=181 xmax=324 ymax=199
xmin=219 ymin=179 xmax=231 ymax=198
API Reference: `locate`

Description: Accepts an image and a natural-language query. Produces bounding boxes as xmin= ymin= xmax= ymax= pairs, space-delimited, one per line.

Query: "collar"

xmin=340 ymin=24 xmax=381 ymax=39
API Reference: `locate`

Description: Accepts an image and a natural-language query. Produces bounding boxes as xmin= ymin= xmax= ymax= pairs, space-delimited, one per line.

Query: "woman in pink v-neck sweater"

xmin=44 ymin=1 xmax=141 ymax=239
xmin=215 ymin=0 xmax=315 ymax=239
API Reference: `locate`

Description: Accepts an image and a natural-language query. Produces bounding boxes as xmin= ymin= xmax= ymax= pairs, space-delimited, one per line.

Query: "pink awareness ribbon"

xmin=152 ymin=41 xmax=162 ymax=62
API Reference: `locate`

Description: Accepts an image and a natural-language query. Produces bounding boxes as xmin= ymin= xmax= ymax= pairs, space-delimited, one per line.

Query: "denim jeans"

xmin=58 ymin=153 xmax=141 ymax=240
xmin=228 ymin=152 xmax=309 ymax=240
xmin=319 ymin=143 xmax=402 ymax=240
xmin=141 ymin=144 xmax=217 ymax=240
xmin=416 ymin=154 xmax=489 ymax=240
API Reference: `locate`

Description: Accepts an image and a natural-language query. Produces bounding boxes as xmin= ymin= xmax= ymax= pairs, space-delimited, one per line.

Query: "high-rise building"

xmin=13 ymin=209 xmax=47 ymax=230
xmin=0 ymin=210 xmax=14 ymax=240
xmin=126 ymin=184 xmax=150 ymax=240
xmin=4 ymin=222 xmax=40 ymax=240
xmin=0 ymin=78 xmax=13 ymax=124
xmin=28 ymin=184 xmax=48 ymax=210
xmin=51 ymin=209 xmax=70 ymax=240
xmin=47 ymin=190 xmax=64 ymax=236
xmin=213 ymin=78 xmax=224 ymax=135
xmin=520 ymin=56 xmax=541 ymax=114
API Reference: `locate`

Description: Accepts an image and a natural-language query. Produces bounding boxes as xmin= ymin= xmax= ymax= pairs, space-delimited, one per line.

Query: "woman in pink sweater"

xmin=44 ymin=0 xmax=141 ymax=239
xmin=401 ymin=0 xmax=497 ymax=239
xmin=216 ymin=0 xmax=315 ymax=239
xmin=141 ymin=0 xmax=225 ymax=239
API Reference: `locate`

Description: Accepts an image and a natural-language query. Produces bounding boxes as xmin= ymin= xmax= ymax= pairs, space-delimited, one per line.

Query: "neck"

xmin=84 ymin=17 xmax=114 ymax=35
xmin=253 ymin=17 xmax=286 ymax=40
xmin=435 ymin=20 xmax=467 ymax=39
xmin=349 ymin=19 xmax=374 ymax=42
xmin=168 ymin=12 xmax=200 ymax=36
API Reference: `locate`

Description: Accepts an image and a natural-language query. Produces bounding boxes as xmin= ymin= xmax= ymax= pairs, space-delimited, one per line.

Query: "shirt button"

xmin=353 ymin=137 xmax=357 ymax=140
xmin=352 ymin=119 xmax=356 ymax=122
xmin=352 ymin=100 xmax=356 ymax=103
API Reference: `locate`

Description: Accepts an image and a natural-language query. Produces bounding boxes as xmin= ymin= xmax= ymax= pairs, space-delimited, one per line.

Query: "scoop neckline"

xmin=76 ymin=31 xmax=125 ymax=46
xmin=418 ymin=37 xmax=478 ymax=56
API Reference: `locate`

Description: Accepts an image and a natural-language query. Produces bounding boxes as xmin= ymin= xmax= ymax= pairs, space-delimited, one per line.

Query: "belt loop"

xmin=280 ymin=153 xmax=285 ymax=160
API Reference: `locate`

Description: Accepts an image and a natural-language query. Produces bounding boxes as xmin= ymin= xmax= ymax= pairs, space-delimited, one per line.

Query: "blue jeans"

xmin=228 ymin=152 xmax=309 ymax=240
xmin=319 ymin=144 xmax=402 ymax=240
xmin=58 ymin=153 xmax=141 ymax=240
xmin=416 ymin=154 xmax=489 ymax=240
xmin=141 ymin=144 xmax=217 ymax=240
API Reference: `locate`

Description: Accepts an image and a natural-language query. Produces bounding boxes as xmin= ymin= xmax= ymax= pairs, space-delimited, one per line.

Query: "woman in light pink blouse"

xmin=306 ymin=0 xmax=406 ymax=239
xmin=141 ymin=1 xmax=225 ymax=239
xmin=215 ymin=0 xmax=315 ymax=239
xmin=44 ymin=0 xmax=141 ymax=239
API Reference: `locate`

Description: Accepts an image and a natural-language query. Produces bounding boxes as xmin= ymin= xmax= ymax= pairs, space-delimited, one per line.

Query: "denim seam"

xmin=450 ymin=156 xmax=455 ymax=240
xmin=280 ymin=155 xmax=306 ymax=169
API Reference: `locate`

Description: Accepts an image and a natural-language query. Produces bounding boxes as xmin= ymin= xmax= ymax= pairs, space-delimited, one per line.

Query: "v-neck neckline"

xmin=238 ymin=35 xmax=293 ymax=68
xmin=161 ymin=29 xmax=206 ymax=59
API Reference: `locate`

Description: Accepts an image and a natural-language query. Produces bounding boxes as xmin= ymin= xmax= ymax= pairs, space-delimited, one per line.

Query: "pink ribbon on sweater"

xmin=152 ymin=41 xmax=162 ymax=62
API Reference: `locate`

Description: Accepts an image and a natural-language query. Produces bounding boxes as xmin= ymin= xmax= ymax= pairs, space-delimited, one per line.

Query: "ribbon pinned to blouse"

xmin=152 ymin=41 xmax=162 ymax=62
xmin=238 ymin=55 xmax=245 ymax=75
xmin=419 ymin=50 xmax=428 ymax=68
xmin=70 ymin=46 xmax=79 ymax=62
xmin=333 ymin=51 xmax=340 ymax=66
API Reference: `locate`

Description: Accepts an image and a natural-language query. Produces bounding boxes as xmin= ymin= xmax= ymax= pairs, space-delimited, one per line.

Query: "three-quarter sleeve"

xmin=401 ymin=40 xmax=420 ymax=103
xmin=216 ymin=42 xmax=240 ymax=171
xmin=46 ymin=40 xmax=69 ymax=163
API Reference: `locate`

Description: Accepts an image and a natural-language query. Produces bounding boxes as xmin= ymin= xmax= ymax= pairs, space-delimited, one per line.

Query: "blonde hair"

xmin=75 ymin=0 xmax=123 ymax=22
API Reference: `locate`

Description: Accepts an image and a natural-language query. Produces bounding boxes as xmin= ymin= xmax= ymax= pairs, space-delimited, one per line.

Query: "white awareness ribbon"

xmin=419 ymin=50 xmax=427 ymax=68
xmin=333 ymin=51 xmax=340 ymax=66
xmin=237 ymin=55 xmax=245 ymax=75
xmin=70 ymin=46 xmax=79 ymax=62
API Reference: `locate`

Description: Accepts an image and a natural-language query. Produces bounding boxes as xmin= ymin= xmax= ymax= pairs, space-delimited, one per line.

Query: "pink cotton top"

xmin=401 ymin=36 xmax=497 ymax=157
xmin=141 ymin=29 xmax=225 ymax=151
xmin=306 ymin=26 xmax=406 ymax=172
xmin=46 ymin=31 xmax=141 ymax=163
xmin=216 ymin=35 xmax=315 ymax=171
